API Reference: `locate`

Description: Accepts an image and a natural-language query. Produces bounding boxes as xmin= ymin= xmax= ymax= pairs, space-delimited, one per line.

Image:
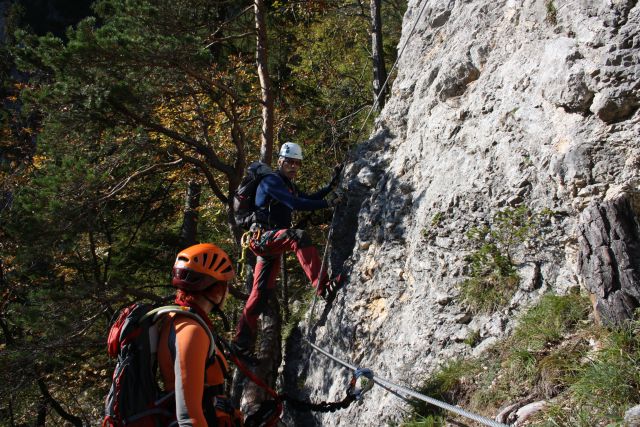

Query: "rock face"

xmin=283 ymin=0 xmax=640 ymax=425
xmin=578 ymin=195 xmax=640 ymax=325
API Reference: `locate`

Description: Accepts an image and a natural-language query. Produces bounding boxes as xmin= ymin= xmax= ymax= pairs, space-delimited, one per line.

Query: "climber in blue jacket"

xmin=232 ymin=142 xmax=342 ymax=356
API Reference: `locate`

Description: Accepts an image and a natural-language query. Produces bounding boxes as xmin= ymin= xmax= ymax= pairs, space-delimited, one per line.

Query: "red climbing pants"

xmin=234 ymin=228 xmax=328 ymax=348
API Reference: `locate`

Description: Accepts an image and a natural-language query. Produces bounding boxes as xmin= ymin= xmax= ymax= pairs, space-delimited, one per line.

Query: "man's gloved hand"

xmin=327 ymin=190 xmax=345 ymax=208
xmin=328 ymin=164 xmax=344 ymax=190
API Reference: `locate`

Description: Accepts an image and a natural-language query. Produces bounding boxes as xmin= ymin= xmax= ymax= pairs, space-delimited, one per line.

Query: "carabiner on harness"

xmin=348 ymin=368 xmax=374 ymax=401
xmin=237 ymin=230 xmax=259 ymax=281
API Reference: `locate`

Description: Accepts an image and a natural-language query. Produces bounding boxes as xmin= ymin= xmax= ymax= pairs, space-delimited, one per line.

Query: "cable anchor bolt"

xmin=348 ymin=368 xmax=374 ymax=401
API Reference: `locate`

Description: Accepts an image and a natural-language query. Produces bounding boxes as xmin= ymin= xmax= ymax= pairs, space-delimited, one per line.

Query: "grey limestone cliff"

xmin=283 ymin=0 xmax=640 ymax=425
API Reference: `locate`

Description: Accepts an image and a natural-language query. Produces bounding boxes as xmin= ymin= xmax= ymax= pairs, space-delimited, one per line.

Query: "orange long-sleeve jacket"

xmin=158 ymin=313 xmax=232 ymax=426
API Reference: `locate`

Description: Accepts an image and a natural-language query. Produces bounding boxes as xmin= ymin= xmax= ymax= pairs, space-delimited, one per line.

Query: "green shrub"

xmin=460 ymin=205 xmax=543 ymax=313
xmin=464 ymin=329 xmax=481 ymax=347
xmin=402 ymin=294 xmax=593 ymax=426
xmin=401 ymin=294 xmax=640 ymax=426
xmin=499 ymin=294 xmax=591 ymax=398
xmin=421 ymin=212 xmax=445 ymax=238
xmin=431 ymin=212 xmax=444 ymax=227
xmin=401 ymin=415 xmax=446 ymax=427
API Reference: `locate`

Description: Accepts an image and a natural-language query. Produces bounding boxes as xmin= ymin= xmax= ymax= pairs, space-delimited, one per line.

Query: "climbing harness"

xmin=305 ymin=339 xmax=509 ymax=427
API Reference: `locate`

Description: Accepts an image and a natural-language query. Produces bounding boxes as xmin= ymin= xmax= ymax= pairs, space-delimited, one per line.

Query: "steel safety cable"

xmin=305 ymin=340 xmax=510 ymax=427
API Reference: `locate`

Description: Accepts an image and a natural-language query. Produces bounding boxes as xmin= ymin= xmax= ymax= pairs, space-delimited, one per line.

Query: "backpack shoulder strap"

xmin=142 ymin=305 xmax=216 ymax=359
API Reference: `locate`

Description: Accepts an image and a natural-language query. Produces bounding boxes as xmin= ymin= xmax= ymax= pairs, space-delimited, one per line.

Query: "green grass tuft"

xmin=546 ymin=1 xmax=558 ymax=25
xmin=401 ymin=414 xmax=446 ymax=427
xmin=511 ymin=292 xmax=590 ymax=351
xmin=401 ymin=293 xmax=612 ymax=425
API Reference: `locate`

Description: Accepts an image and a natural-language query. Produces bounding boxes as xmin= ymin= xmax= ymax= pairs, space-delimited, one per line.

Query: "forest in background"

xmin=0 ymin=0 xmax=405 ymax=424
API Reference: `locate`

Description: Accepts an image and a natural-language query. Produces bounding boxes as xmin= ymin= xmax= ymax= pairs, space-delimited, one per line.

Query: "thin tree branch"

xmin=37 ymin=378 xmax=83 ymax=427
xmin=99 ymin=159 xmax=183 ymax=201
xmin=204 ymin=4 xmax=254 ymax=48
xmin=112 ymin=102 xmax=235 ymax=177
xmin=204 ymin=32 xmax=254 ymax=48
xmin=125 ymin=179 xmax=175 ymax=249
xmin=171 ymin=147 xmax=228 ymax=203
xmin=87 ymin=229 xmax=102 ymax=287
xmin=0 ymin=316 xmax=14 ymax=345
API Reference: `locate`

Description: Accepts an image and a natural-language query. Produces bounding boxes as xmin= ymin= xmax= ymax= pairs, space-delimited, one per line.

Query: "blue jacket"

xmin=255 ymin=172 xmax=330 ymax=229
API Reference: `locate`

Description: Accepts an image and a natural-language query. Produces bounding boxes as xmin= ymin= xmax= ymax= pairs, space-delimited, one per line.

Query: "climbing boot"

xmin=319 ymin=273 xmax=345 ymax=300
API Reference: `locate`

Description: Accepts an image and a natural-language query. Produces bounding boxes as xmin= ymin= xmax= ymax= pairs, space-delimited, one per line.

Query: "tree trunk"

xmin=36 ymin=398 xmax=47 ymax=427
xmin=240 ymin=292 xmax=282 ymax=416
xmin=242 ymin=0 xmax=283 ymax=418
xmin=230 ymin=251 xmax=256 ymax=407
xmin=578 ymin=194 xmax=640 ymax=326
xmin=254 ymin=0 xmax=274 ymax=165
xmin=180 ymin=180 xmax=201 ymax=247
xmin=370 ymin=0 xmax=388 ymax=111
xmin=281 ymin=255 xmax=289 ymax=323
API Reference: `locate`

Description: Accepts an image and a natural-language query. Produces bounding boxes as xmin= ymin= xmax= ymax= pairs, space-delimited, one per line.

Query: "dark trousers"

xmin=234 ymin=229 xmax=327 ymax=347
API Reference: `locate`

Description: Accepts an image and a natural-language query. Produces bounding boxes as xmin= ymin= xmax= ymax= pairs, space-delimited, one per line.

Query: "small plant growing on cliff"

xmin=407 ymin=359 xmax=481 ymax=423
xmin=421 ymin=211 xmax=445 ymax=239
xmin=460 ymin=205 xmax=541 ymax=313
xmin=464 ymin=329 xmax=482 ymax=347
xmin=545 ymin=1 xmax=558 ymax=25
xmin=431 ymin=212 xmax=444 ymax=227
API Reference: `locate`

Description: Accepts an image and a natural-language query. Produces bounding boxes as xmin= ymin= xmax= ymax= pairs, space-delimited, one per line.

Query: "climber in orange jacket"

xmin=158 ymin=243 xmax=243 ymax=426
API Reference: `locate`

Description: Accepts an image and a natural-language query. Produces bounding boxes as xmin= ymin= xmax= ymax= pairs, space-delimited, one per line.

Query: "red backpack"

xmin=102 ymin=303 xmax=214 ymax=427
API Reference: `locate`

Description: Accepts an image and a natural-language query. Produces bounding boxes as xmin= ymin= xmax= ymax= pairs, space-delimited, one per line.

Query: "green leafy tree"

xmin=1 ymin=0 xmax=408 ymax=422
xmin=15 ymin=0 xmax=264 ymax=240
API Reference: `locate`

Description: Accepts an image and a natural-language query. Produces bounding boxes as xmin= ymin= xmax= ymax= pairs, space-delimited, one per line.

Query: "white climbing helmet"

xmin=279 ymin=142 xmax=303 ymax=160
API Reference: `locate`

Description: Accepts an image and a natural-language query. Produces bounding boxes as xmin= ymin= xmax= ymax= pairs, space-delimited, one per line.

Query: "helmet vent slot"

xmin=208 ymin=253 xmax=219 ymax=270
xmin=215 ymin=257 xmax=227 ymax=270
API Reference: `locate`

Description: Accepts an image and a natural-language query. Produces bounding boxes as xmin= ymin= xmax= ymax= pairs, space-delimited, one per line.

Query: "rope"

xmin=305 ymin=340 xmax=510 ymax=427
xmin=352 ymin=0 xmax=430 ymax=143
xmin=218 ymin=336 xmax=361 ymax=417
xmin=307 ymin=215 xmax=336 ymax=323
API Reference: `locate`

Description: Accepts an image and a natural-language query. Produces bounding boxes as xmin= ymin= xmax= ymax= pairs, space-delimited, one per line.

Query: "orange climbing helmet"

xmin=172 ymin=243 xmax=235 ymax=292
